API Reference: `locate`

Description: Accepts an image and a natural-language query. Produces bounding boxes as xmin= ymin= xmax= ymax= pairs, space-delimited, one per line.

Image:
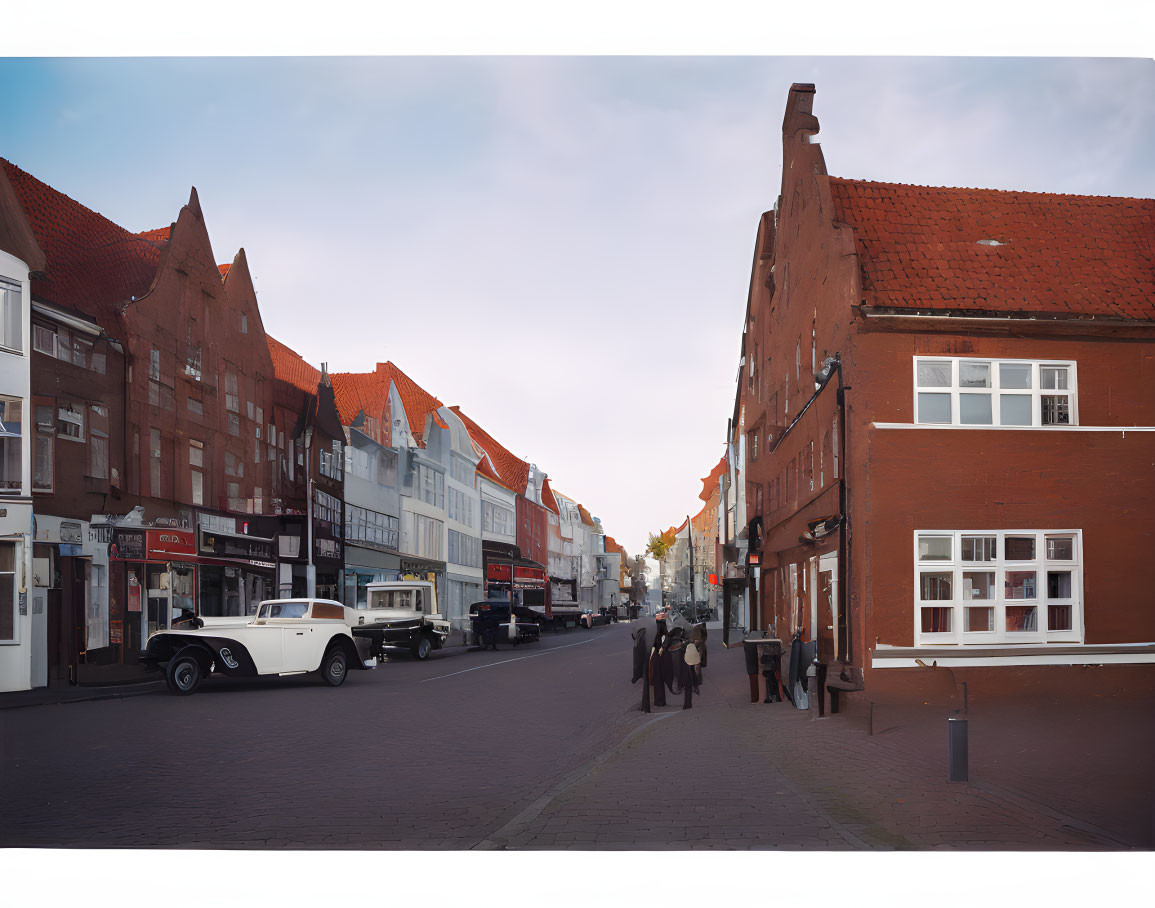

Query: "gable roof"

xmin=699 ymin=455 xmax=727 ymax=502
xmin=828 ymin=178 xmax=1155 ymax=321
xmin=540 ymin=478 xmax=559 ymax=514
xmin=2 ymin=157 xmax=163 ymax=319
xmin=267 ymin=335 xmax=322 ymax=394
xmin=331 ymin=362 xmax=443 ymax=447
xmin=450 ymin=406 xmax=530 ymax=495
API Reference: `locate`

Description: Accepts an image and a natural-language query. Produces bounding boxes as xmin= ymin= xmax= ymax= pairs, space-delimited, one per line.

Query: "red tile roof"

xmin=331 ymin=363 xmax=443 ymax=448
xmin=829 ymin=178 xmax=1155 ymax=320
xmin=267 ymin=335 xmax=322 ymax=394
xmin=2 ymin=158 xmax=163 ymax=318
xmin=540 ymin=478 xmax=559 ymax=514
xmin=217 ymin=263 xmax=231 ymax=279
xmin=136 ymin=226 xmax=171 ymax=245
xmin=450 ymin=406 xmax=529 ymax=494
xmin=578 ymin=505 xmax=597 ymax=528
xmin=699 ymin=455 xmax=727 ymax=502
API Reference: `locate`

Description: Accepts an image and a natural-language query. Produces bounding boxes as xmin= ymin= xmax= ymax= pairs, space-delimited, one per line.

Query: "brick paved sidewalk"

xmin=496 ymin=641 xmax=1150 ymax=850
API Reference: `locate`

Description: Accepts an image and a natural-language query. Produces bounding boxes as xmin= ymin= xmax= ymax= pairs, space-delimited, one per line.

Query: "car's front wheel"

xmin=166 ymin=652 xmax=203 ymax=695
xmin=412 ymin=635 xmax=433 ymax=661
xmin=321 ymin=646 xmax=348 ymax=686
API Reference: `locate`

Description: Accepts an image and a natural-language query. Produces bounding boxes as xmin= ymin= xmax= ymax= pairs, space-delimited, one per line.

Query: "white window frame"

xmin=913 ymin=529 xmax=1083 ymax=646
xmin=913 ymin=357 xmax=1078 ymax=428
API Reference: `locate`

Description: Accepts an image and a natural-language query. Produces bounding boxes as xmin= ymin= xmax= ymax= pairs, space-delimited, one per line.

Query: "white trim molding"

xmin=873 ymin=424 xmax=1155 ymax=433
xmin=872 ymin=642 xmax=1155 ymax=669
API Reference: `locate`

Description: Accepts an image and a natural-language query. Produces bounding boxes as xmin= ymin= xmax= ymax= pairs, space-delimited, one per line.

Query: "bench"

xmin=825 ymin=675 xmax=864 ymax=714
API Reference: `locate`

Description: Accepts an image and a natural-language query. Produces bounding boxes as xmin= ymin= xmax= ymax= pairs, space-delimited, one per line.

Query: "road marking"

xmin=420 ymin=637 xmax=603 ymax=682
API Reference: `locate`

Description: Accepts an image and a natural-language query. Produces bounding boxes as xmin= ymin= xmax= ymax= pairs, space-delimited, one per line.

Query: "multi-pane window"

xmin=416 ymin=464 xmax=445 ymax=509
xmin=345 ymin=504 xmax=399 ymax=551
xmin=33 ymin=404 xmax=53 ymax=493
xmin=319 ymin=439 xmax=344 ymax=480
xmin=450 ymin=452 xmax=474 ymax=486
xmin=449 ymin=487 xmax=474 ymax=527
xmin=189 ymin=440 xmax=204 ymax=506
xmin=0 ymin=279 xmax=21 ymax=351
xmin=482 ymin=499 xmax=514 ymax=536
xmin=225 ymin=372 xmax=239 ymax=413
xmin=448 ymin=529 xmax=481 ymax=568
xmin=914 ymin=357 xmax=1077 ymax=427
xmin=88 ymin=405 xmax=109 ymax=480
xmin=314 ymin=488 xmax=341 ymax=526
xmin=149 ymin=428 xmax=163 ymax=498
xmin=406 ymin=513 xmax=443 ymax=560
xmin=33 ymin=322 xmax=104 ymax=373
xmin=57 ymin=403 xmax=83 ymax=441
xmin=0 ymin=399 xmax=22 ymax=492
xmin=914 ymin=530 xmax=1081 ymax=644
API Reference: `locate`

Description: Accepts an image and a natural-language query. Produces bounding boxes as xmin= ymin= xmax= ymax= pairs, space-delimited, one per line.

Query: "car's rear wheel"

xmin=412 ymin=635 xmax=433 ymax=661
xmin=166 ymin=652 xmax=203 ymax=695
xmin=321 ymin=646 xmax=348 ymax=686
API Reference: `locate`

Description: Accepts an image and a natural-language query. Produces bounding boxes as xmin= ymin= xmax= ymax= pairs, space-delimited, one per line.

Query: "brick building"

xmin=734 ymin=84 xmax=1155 ymax=710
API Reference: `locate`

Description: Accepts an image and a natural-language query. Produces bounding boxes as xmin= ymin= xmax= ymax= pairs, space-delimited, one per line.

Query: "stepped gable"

xmin=1 ymin=158 xmax=163 ymax=319
xmin=449 ymin=406 xmax=529 ymax=495
xmin=828 ymin=177 xmax=1155 ymax=320
xmin=267 ymin=335 xmax=322 ymax=394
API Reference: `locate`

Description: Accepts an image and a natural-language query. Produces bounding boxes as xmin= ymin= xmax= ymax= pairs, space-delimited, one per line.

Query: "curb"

xmin=0 ymin=681 xmax=166 ymax=711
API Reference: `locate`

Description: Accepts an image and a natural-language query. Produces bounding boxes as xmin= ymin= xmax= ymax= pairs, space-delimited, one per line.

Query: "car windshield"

xmin=261 ymin=602 xmax=309 ymax=619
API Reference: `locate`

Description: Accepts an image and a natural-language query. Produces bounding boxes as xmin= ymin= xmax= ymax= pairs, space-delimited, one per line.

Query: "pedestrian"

xmin=684 ymin=637 xmax=702 ymax=695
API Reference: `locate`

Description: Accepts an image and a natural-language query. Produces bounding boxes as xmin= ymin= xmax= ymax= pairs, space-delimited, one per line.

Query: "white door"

xmin=282 ymin=622 xmax=318 ymax=671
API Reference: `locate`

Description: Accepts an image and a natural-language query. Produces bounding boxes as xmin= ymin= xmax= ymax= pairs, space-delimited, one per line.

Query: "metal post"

xmin=868 ymin=701 xmax=874 ymax=736
xmin=687 ymin=515 xmax=695 ymax=621
xmin=948 ymin=716 xmax=968 ymax=782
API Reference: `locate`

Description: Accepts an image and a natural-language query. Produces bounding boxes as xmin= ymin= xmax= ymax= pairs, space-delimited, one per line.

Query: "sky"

xmin=1 ymin=55 xmax=1154 ymax=565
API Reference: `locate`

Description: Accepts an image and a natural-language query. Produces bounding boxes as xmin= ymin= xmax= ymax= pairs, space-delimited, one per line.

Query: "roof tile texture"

xmin=450 ymin=406 xmax=529 ymax=494
xmin=2 ymin=158 xmax=162 ymax=317
xmin=331 ymin=363 xmax=443 ymax=448
xmin=828 ymin=178 xmax=1155 ymax=320
xmin=267 ymin=335 xmax=322 ymax=394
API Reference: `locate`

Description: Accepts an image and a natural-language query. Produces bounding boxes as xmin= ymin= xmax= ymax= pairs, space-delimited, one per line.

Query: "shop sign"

xmin=110 ymin=621 xmax=123 ymax=644
xmin=111 ymin=529 xmax=146 ymax=561
xmin=487 ymin=563 xmax=512 ymax=582
xmin=127 ymin=577 xmax=141 ymax=613
xmin=146 ymin=529 xmax=196 ymax=560
xmin=512 ymin=566 xmax=546 ymax=589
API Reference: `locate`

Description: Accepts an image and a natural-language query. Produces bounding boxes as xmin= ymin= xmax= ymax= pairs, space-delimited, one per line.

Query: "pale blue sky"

xmin=2 ymin=57 xmax=1153 ymax=557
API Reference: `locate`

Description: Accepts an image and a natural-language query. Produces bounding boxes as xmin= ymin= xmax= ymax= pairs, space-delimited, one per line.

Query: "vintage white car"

xmin=351 ymin=580 xmax=451 ymax=660
xmin=141 ymin=599 xmax=377 ymax=695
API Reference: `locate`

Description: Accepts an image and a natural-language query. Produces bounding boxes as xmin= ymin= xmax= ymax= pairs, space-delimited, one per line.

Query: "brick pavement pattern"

xmin=1 ymin=622 xmax=1148 ymax=849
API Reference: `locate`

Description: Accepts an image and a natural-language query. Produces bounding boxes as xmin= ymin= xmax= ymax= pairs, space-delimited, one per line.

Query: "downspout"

xmin=834 ymin=356 xmax=851 ymax=673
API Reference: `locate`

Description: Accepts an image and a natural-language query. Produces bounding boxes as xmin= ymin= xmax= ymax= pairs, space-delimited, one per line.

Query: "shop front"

xmin=109 ymin=527 xmax=197 ymax=658
xmin=344 ymin=543 xmax=402 ymax=609
xmin=485 ymin=562 xmax=549 ymax=612
xmin=197 ymin=514 xmax=276 ymax=617
xmin=399 ymin=555 xmax=445 ymax=613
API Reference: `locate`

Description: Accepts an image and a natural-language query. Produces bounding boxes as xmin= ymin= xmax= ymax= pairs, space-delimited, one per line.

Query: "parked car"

xmin=468 ymin=600 xmax=544 ymax=649
xmin=353 ymin=580 xmax=451 ymax=660
xmin=141 ymin=599 xmax=377 ymax=695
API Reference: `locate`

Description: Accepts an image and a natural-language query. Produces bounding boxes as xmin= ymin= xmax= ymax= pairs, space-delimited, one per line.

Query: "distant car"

xmin=141 ymin=599 xmax=377 ymax=695
xmin=468 ymin=600 xmax=543 ymax=649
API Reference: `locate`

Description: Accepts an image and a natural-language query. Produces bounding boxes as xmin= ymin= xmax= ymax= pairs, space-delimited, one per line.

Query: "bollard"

xmin=948 ymin=716 xmax=968 ymax=782
xmin=868 ymin=701 xmax=874 ymax=736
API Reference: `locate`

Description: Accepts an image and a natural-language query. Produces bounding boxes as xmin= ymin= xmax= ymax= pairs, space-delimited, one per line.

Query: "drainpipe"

xmin=305 ymin=426 xmax=315 ymax=598
xmin=833 ymin=356 xmax=851 ymax=669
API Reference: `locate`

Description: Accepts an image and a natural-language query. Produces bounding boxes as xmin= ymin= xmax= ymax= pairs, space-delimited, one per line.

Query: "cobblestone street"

xmin=2 ymin=621 xmax=1148 ymax=851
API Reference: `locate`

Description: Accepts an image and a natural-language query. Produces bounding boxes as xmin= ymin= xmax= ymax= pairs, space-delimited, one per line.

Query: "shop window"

xmin=0 ymin=398 xmax=22 ymax=493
